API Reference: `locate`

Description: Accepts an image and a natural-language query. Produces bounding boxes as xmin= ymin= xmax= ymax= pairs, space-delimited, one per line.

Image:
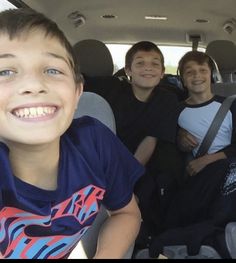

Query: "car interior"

xmin=4 ymin=0 xmax=236 ymax=259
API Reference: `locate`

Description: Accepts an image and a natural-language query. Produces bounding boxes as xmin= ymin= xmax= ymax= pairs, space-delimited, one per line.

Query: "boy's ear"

xmin=124 ymin=67 xmax=132 ymax=77
xmin=160 ymin=69 xmax=165 ymax=79
xmin=75 ymin=83 xmax=83 ymax=109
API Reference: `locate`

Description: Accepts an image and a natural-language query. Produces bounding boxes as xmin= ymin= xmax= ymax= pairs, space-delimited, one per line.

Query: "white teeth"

xmin=29 ymin=108 xmax=36 ymax=116
xmin=37 ymin=107 xmax=44 ymax=115
xmin=13 ymin=106 xmax=56 ymax=118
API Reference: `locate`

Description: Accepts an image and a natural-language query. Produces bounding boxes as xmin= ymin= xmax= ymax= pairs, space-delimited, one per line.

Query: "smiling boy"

xmin=149 ymin=51 xmax=236 ymax=258
xmin=82 ymin=41 xmax=183 ymax=252
xmin=0 ymin=8 xmax=144 ymax=259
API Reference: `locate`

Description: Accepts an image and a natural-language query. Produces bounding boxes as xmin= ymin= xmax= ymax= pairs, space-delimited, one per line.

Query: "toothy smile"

xmin=192 ymin=80 xmax=204 ymax=85
xmin=142 ymin=74 xmax=155 ymax=78
xmin=12 ymin=106 xmax=57 ymax=118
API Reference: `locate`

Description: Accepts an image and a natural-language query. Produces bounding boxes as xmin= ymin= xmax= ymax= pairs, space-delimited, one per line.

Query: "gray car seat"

xmin=206 ymin=40 xmax=236 ymax=97
xmin=226 ymin=222 xmax=236 ymax=259
xmin=135 ymin=228 xmax=236 ymax=259
xmin=74 ymin=91 xmax=116 ymax=133
xmin=211 ymin=82 xmax=236 ymax=97
xmin=206 ymin=40 xmax=236 ymax=83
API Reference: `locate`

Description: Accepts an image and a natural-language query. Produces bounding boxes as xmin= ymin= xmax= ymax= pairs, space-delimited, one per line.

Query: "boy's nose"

xmin=18 ymin=79 xmax=49 ymax=95
xmin=191 ymin=71 xmax=200 ymax=78
xmin=144 ymin=64 xmax=153 ymax=71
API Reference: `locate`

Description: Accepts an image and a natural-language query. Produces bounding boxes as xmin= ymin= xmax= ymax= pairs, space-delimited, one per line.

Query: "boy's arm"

xmin=93 ymin=194 xmax=141 ymax=259
xmin=186 ymin=151 xmax=227 ymax=176
xmin=177 ymin=127 xmax=198 ymax=152
xmin=134 ymin=136 xmax=157 ymax=165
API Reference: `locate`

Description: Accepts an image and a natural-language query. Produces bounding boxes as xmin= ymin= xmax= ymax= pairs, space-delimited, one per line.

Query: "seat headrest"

xmin=74 ymin=92 xmax=116 ymax=133
xmin=73 ymin=39 xmax=114 ymax=77
xmin=206 ymin=40 xmax=236 ymax=73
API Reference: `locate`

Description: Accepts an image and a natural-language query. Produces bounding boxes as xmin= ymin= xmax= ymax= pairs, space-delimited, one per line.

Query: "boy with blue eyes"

xmin=0 ymin=8 xmax=145 ymax=259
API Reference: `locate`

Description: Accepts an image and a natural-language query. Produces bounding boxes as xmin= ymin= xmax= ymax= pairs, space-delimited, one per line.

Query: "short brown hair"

xmin=178 ymin=50 xmax=214 ymax=79
xmin=125 ymin=41 xmax=165 ymax=70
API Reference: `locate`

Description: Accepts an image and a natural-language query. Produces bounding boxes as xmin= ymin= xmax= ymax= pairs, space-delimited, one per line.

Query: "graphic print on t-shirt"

xmin=0 ymin=184 xmax=105 ymax=259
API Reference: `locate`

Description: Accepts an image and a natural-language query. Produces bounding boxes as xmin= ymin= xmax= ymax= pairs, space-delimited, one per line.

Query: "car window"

xmin=106 ymin=44 xmax=205 ymax=75
xmin=0 ymin=0 xmax=17 ymax=11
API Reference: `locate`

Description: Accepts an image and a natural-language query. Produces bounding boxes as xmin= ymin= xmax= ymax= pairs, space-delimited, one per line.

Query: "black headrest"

xmin=73 ymin=39 xmax=114 ymax=77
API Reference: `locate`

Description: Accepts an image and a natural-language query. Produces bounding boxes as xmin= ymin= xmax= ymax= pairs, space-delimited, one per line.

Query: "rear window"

xmin=106 ymin=44 xmax=205 ymax=75
xmin=0 ymin=0 xmax=17 ymax=11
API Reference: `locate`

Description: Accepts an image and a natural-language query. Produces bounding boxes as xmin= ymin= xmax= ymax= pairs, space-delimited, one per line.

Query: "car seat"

xmin=73 ymin=39 xmax=114 ymax=77
xmin=206 ymin=40 xmax=236 ymax=83
xmin=74 ymin=91 xmax=116 ymax=133
xmin=225 ymin=222 xmax=236 ymax=258
xmin=113 ymin=67 xmax=129 ymax=81
xmin=206 ymin=40 xmax=236 ymax=97
xmin=134 ymin=230 xmax=236 ymax=259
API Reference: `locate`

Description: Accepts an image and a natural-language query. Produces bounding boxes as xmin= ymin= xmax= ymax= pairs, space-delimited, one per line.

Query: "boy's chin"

xmin=8 ymin=133 xmax=61 ymax=146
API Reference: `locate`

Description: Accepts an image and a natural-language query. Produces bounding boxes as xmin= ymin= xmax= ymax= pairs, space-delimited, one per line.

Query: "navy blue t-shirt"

xmin=0 ymin=116 xmax=144 ymax=259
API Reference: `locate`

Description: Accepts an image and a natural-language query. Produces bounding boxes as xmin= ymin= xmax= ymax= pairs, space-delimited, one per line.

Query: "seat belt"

xmin=196 ymin=94 xmax=236 ymax=158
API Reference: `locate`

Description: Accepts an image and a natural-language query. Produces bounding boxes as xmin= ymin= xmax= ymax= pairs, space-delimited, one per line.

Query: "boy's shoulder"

xmin=65 ymin=116 xmax=114 ymax=144
xmin=157 ymin=84 xmax=188 ymax=101
xmin=68 ymin=116 xmax=105 ymax=134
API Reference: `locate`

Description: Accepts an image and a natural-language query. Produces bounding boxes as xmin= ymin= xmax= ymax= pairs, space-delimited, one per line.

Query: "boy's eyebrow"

xmin=45 ymin=52 xmax=71 ymax=67
xmin=0 ymin=53 xmax=71 ymax=65
xmin=0 ymin=52 xmax=73 ymax=70
xmin=0 ymin=53 xmax=15 ymax=59
xmin=183 ymin=66 xmax=193 ymax=72
xmin=134 ymin=56 xmax=161 ymax=60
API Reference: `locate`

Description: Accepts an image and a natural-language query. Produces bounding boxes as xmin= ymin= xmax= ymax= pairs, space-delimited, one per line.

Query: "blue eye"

xmin=0 ymin=70 xmax=14 ymax=76
xmin=46 ymin=68 xmax=61 ymax=75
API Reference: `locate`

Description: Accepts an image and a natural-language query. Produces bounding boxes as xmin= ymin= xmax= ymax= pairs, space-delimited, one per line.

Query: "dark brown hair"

xmin=125 ymin=41 xmax=165 ymax=70
xmin=178 ymin=50 xmax=214 ymax=79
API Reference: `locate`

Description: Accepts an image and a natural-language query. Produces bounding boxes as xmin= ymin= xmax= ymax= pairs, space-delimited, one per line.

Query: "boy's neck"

xmin=186 ymin=92 xmax=214 ymax=105
xmin=8 ymin=140 xmax=60 ymax=191
xmin=132 ymin=85 xmax=154 ymax=102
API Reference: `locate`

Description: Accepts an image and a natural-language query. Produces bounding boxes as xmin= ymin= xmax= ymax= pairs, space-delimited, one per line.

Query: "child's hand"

xmin=177 ymin=128 xmax=198 ymax=152
xmin=186 ymin=156 xmax=208 ymax=176
xmin=186 ymin=152 xmax=227 ymax=176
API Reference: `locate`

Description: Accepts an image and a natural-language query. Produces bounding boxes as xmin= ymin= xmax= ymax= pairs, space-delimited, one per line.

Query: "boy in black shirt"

xmin=81 ymin=41 xmax=185 ymax=246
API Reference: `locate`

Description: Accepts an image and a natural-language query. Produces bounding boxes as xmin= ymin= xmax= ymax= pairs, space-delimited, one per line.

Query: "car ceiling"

xmin=12 ymin=0 xmax=236 ymax=48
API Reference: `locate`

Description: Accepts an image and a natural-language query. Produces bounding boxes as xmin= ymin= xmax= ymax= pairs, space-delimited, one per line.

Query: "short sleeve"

xmin=223 ymin=99 xmax=236 ymax=158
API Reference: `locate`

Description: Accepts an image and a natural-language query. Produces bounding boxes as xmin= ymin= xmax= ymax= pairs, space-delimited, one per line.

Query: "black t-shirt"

xmin=84 ymin=76 xmax=179 ymax=153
